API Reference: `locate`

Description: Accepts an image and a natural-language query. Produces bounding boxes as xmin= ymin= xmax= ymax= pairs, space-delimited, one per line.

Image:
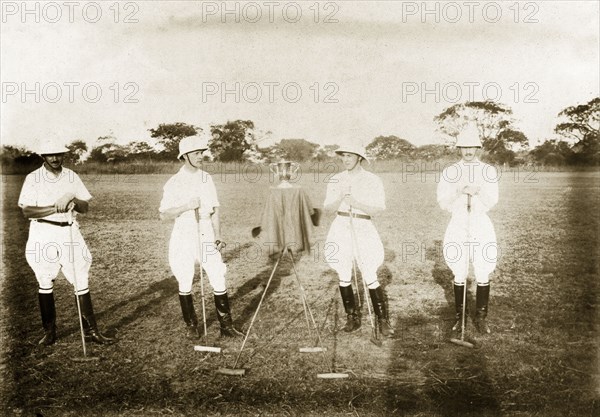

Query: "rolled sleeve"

xmin=18 ymin=175 xmax=37 ymax=208
xmin=159 ymin=184 xmax=178 ymax=213
xmin=203 ymin=176 xmax=220 ymax=209
xmin=74 ymin=176 xmax=92 ymax=201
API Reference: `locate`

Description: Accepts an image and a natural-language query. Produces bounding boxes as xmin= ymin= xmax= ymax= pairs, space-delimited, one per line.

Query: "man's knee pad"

xmin=339 ymin=279 xmax=352 ymax=287
xmin=207 ymin=273 xmax=226 ymax=294
xmin=61 ymin=268 xmax=89 ymax=294
xmin=178 ymin=281 xmax=193 ymax=294
xmin=38 ymin=284 xmax=54 ymax=294
xmin=475 ymin=273 xmax=490 ymax=285
xmin=453 ymin=273 xmax=468 ymax=285
xmin=361 ymin=269 xmax=379 ymax=290
xmin=37 ymin=275 xmax=56 ymax=291
xmin=366 ymin=280 xmax=380 ymax=290
xmin=174 ymin=270 xmax=194 ymax=294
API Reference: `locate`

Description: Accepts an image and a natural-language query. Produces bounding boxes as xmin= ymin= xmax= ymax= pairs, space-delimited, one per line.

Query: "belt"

xmin=337 ymin=211 xmax=371 ymax=220
xmin=35 ymin=219 xmax=71 ymax=227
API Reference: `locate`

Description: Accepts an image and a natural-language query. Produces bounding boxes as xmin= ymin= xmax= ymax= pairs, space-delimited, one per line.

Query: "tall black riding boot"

xmin=452 ymin=284 xmax=467 ymax=332
xmin=214 ymin=293 xmax=243 ymax=338
xmin=78 ymin=292 xmax=115 ymax=344
xmin=38 ymin=292 xmax=56 ymax=346
xmin=179 ymin=293 xmax=202 ymax=339
xmin=339 ymin=285 xmax=361 ymax=332
xmin=475 ymin=284 xmax=491 ymax=334
xmin=369 ymin=287 xmax=394 ymax=337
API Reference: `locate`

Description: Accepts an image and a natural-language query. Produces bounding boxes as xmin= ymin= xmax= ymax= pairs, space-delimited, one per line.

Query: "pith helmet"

xmin=335 ymin=144 xmax=369 ymax=163
xmin=37 ymin=143 xmax=70 ymax=155
xmin=455 ymin=125 xmax=482 ymax=148
xmin=178 ymin=135 xmax=209 ymax=160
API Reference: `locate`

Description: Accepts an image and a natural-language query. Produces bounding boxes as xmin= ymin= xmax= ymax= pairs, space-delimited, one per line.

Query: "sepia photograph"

xmin=1 ymin=1 xmax=598 ymax=416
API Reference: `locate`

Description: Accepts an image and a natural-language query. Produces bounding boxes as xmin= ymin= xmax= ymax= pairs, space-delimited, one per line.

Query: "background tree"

xmin=413 ymin=144 xmax=454 ymax=161
xmin=126 ymin=141 xmax=158 ymax=161
xmin=149 ymin=122 xmax=198 ymax=160
xmin=209 ymin=120 xmax=255 ymax=162
xmin=255 ymin=145 xmax=278 ymax=163
xmin=314 ymin=144 xmax=340 ymax=161
xmin=88 ymin=136 xmax=128 ymax=163
xmin=435 ymin=100 xmax=528 ymax=164
xmin=0 ymin=145 xmax=38 ymax=168
xmin=272 ymin=139 xmax=319 ymax=162
xmin=66 ymin=140 xmax=88 ymax=164
xmin=366 ymin=136 xmax=415 ymax=160
xmin=435 ymin=101 xmax=512 ymax=140
xmin=530 ymin=139 xmax=574 ymax=166
xmin=88 ymin=143 xmax=129 ymax=163
xmin=485 ymin=128 xmax=529 ymax=165
xmin=554 ymin=97 xmax=600 ymax=164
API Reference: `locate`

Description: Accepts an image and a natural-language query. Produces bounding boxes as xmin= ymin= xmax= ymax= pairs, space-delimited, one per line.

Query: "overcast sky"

xmin=1 ymin=0 xmax=598 ymax=151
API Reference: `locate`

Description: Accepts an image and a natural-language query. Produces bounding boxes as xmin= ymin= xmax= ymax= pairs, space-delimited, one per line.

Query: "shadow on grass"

xmin=90 ymin=277 xmax=179 ymax=335
xmin=410 ymin=240 xmax=501 ymax=415
xmin=229 ymin=250 xmax=295 ymax=330
xmin=96 ymin=242 xmax=302 ymax=337
xmin=2 ymin=175 xmax=43 ymax=411
xmin=429 ymin=240 xmax=461 ymax=320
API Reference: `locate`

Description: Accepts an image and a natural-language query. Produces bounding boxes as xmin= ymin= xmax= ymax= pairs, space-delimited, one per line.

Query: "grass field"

xmin=1 ymin=167 xmax=599 ymax=416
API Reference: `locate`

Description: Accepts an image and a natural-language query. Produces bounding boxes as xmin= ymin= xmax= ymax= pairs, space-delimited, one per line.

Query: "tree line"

xmin=2 ymin=98 xmax=598 ymax=170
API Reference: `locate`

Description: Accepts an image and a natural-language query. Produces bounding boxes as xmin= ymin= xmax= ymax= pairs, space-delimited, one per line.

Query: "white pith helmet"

xmin=37 ymin=142 xmax=70 ymax=155
xmin=177 ymin=135 xmax=209 ymax=160
xmin=335 ymin=143 xmax=369 ymax=163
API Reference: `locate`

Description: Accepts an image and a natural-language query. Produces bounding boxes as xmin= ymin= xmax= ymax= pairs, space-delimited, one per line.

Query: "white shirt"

xmin=324 ymin=167 xmax=386 ymax=216
xmin=159 ymin=166 xmax=220 ymax=221
xmin=18 ymin=165 xmax=92 ymax=222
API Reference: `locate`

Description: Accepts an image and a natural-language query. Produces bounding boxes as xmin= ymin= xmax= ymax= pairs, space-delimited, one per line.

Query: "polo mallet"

xmin=317 ymin=291 xmax=349 ymax=379
xmin=351 ymin=241 xmax=362 ymax=308
xmin=348 ymin=189 xmax=361 ymax=308
xmin=193 ymin=208 xmax=221 ymax=353
xmin=449 ymin=193 xmax=475 ymax=349
xmin=217 ymin=247 xmax=285 ymax=376
xmin=348 ymin=206 xmax=382 ymax=347
xmin=67 ymin=207 xmax=100 ymax=362
xmin=287 ymin=252 xmax=326 ymax=354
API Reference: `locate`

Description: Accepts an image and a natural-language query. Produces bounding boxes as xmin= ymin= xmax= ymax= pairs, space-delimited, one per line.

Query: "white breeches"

xmin=25 ymin=221 xmax=91 ymax=295
xmin=443 ymin=212 xmax=497 ymax=285
xmin=169 ymin=219 xmax=227 ymax=295
xmin=325 ymin=216 xmax=384 ymax=289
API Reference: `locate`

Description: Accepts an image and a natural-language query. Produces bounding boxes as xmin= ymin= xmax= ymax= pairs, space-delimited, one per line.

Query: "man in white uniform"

xmin=437 ymin=125 xmax=499 ymax=334
xmin=159 ymin=135 xmax=243 ymax=338
xmin=18 ymin=143 xmax=114 ymax=346
xmin=323 ymin=144 xmax=393 ymax=337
